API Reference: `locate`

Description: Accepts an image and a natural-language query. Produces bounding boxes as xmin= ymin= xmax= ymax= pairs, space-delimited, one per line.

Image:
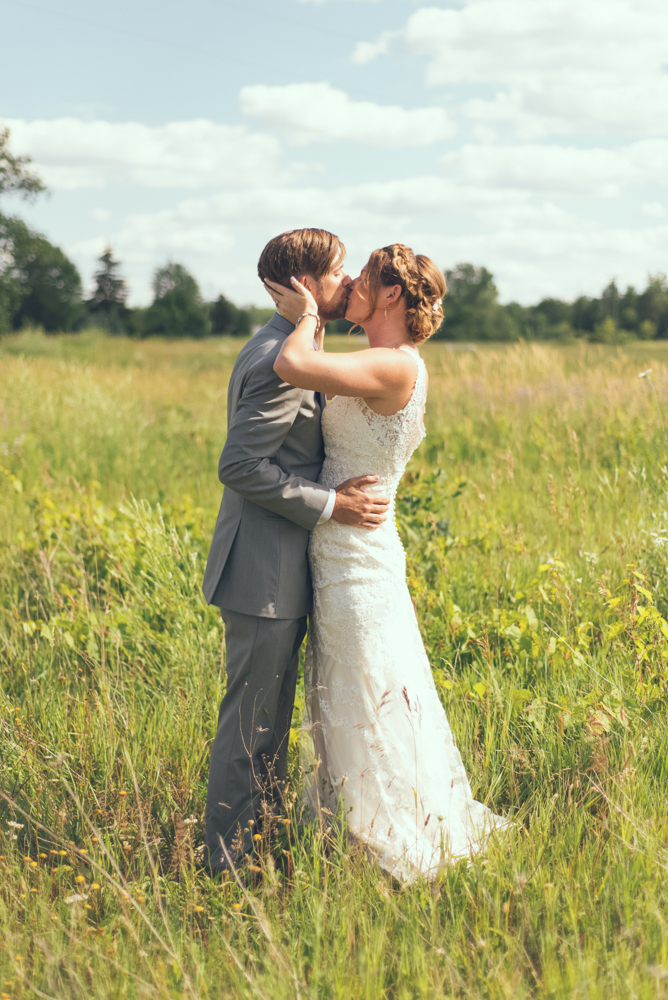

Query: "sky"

xmin=2 ymin=0 xmax=668 ymax=307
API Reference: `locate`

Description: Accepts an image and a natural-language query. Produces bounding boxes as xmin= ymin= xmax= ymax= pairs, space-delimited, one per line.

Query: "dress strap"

xmin=398 ymin=345 xmax=425 ymax=392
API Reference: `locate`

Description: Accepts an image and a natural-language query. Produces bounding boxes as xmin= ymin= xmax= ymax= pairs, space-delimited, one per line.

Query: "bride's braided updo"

xmin=361 ymin=244 xmax=446 ymax=345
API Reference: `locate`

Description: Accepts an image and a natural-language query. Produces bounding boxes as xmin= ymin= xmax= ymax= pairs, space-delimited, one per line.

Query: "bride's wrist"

xmin=294 ymin=311 xmax=320 ymax=330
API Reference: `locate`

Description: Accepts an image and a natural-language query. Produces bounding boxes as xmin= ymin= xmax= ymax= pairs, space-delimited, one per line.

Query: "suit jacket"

xmin=202 ymin=313 xmax=331 ymax=619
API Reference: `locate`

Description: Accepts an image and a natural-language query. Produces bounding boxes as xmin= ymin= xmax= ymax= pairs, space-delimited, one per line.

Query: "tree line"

xmin=441 ymin=263 xmax=668 ymax=343
xmin=1 ymin=127 xmax=667 ymax=343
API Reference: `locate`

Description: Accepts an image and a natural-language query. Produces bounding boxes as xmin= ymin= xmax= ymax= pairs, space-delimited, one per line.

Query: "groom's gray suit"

xmin=202 ymin=312 xmax=332 ymax=867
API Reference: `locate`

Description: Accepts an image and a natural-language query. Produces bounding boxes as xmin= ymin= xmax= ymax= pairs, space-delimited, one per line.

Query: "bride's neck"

xmin=362 ymin=311 xmax=412 ymax=350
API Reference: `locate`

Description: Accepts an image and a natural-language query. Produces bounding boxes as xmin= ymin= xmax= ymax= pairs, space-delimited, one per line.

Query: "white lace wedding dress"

xmin=302 ymin=346 xmax=509 ymax=882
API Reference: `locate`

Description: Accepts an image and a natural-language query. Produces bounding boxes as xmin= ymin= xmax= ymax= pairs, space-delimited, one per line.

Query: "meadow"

xmin=1 ymin=328 xmax=668 ymax=999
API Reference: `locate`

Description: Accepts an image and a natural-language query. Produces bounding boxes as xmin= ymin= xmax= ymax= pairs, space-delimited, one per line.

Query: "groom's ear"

xmin=300 ymin=274 xmax=318 ymax=295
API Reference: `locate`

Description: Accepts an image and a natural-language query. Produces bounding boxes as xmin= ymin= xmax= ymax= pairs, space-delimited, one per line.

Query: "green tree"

xmin=0 ymin=127 xmax=48 ymax=332
xmin=144 ymin=263 xmax=210 ymax=338
xmin=210 ymin=293 xmax=251 ymax=337
xmin=619 ymin=285 xmax=639 ymax=332
xmin=571 ymin=295 xmax=598 ymax=334
xmin=87 ymin=248 xmax=128 ymax=334
xmin=0 ymin=127 xmax=45 ymax=201
xmin=638 ymin=274 xmax=668 ymax=339
xmin=1 ymin=215 xmax=82 ymax=332
xmin=438 ymin=263 xmax=518 ymax=340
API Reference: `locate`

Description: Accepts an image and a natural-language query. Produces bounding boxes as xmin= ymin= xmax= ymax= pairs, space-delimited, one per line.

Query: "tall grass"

xmin=1 ymin=332 xmax=668 ymax=998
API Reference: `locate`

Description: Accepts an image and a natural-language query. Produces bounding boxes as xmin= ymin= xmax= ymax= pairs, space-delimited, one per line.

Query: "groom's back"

xmin=202 ymin=313 xmax=326 ymax=619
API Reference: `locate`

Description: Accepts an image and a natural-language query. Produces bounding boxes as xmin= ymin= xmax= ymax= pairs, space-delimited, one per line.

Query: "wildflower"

xmin=183 ymin=817 xmax=198 ymax=826
xmin=23 ymin=856 xmax=31 ymax=862
xmin=75 ymin=875 xmax=85 ymax=883
xmin=91 ymin=883 xmax=101 ymax=890
xmin=30 ymin=861 xmax=37 ymax=868
xmin=119 ymin=791 xmax=127 ymax=797
xmin=7 ymin=822 xmax=23 ymax=830
xmin=39 ymin=853 xmax=47 ymax=858
xmin=65 ymin=893 xmax=87 ymax=904
xmin=249 ymin=865 xmax=261 ymax=873
xmin=638 ymin=369 xmax=652 ymax=378
xmin=194 ymin=905 xmax=204 ymax=912
xmin=232 ymin=903 xmax=242 ymax=911
xmin=91 ymin=837 xmax=99 ymax=843
xmin=253 ymin=834 xmax=262 ymax=842
xmin=58 ymin=851 xmax=67 ymax=857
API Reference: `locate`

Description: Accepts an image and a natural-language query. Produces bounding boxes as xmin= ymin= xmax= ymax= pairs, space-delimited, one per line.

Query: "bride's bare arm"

xmin=267 ymin=279 xmax=415 ymax=401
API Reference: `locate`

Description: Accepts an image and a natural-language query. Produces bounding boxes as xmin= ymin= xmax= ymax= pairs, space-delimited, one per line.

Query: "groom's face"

xmin=305 ymin=262 xmax=352 ymax=323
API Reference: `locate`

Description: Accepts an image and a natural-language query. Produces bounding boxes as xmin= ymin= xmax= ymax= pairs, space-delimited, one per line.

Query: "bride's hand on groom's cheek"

xmin=331 ymin=475 xmax=391 ymax=530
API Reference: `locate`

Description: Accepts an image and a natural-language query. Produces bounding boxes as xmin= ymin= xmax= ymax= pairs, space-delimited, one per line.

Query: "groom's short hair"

xmin=258 ymin=229 xmax=346 ymax=288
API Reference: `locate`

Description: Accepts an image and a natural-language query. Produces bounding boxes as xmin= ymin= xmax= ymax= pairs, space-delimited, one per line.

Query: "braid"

xmin=362 ymin=244 xmax=446 ymax=345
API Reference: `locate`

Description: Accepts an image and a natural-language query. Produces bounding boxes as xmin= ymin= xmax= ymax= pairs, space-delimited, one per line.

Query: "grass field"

xmin=2 ymin=329 xmax=668 ymax=999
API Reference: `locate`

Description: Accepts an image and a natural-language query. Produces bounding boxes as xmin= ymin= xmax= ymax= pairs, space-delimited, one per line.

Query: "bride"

xmin=266 ymin=244 xmax=509 ymax=882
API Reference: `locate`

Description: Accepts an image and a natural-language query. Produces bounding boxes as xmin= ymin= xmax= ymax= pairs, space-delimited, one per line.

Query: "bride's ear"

xmin=385 ymin=283 xmax=403 ymax=307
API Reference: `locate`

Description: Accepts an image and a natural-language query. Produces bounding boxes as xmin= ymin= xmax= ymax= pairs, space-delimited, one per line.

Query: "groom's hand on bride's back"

xmin=332 ymin=475 xmax=390 ymax=530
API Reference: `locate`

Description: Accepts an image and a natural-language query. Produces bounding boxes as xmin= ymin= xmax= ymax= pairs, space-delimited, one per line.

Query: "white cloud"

xmin=352 ymin=30 xmax=399 ymax=65
xmin=239 ymin=82 xmax=456 ymax=147
xmin=91 ymin=208 xmax=112 ymax=222
xmin=3 ymin=117 xmax=291 ymax=190
xmin=69 ymin=171 xmax=668 ymax=307
xmin=642 ymin=201 xmax=666 ymax=217
xmin=359 ymin=0 xmax=668 ymax=137
xmin=442 ymin=141 xmax=668 ymax=197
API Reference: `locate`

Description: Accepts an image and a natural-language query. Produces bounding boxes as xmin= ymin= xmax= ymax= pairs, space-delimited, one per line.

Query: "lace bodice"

xmin=318 ymin=345 xmax=426 ymax=507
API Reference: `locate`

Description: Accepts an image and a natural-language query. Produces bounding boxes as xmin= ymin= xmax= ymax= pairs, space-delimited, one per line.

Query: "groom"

xmin=202 ymin=228 xmax=390 ymax=870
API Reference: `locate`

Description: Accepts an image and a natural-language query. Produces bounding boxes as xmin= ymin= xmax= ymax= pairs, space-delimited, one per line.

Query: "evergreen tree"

xmin=88 ymin=248 xmax=128 ymax=333
xmin=210 ymin=293 xmax=251 ymax=337
xmin=144 ymin=262 xmax=210 ymax=338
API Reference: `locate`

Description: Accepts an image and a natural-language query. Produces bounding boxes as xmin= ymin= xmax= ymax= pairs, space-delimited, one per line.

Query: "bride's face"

xmin=345 ymin=267 xmax=371 ymax=324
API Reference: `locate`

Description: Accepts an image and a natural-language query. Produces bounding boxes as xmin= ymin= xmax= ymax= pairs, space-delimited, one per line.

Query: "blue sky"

xmin=2 ymin=0 xmax=667 ymax=306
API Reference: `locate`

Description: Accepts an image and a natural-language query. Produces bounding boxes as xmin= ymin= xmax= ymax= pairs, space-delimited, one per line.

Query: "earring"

xmin=384 ymin=307 xmax=388 ymax=321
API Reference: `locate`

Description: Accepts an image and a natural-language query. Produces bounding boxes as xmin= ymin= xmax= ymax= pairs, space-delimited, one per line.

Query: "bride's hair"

xmin=361 ymin=244 xmax=446 ymax=345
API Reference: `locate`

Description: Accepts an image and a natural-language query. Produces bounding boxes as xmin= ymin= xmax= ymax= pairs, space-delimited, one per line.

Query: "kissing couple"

xmin=201 ymin=228 xmax=509 ymax=883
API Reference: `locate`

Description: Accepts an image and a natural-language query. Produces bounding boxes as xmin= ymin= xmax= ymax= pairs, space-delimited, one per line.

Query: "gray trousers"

xmin=204 ymin=607 xmax=307 ymax=868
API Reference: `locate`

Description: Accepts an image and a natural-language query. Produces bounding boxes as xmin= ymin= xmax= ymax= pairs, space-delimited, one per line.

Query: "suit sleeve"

xmin=218 ymin=364 xmax=331 ymax=531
